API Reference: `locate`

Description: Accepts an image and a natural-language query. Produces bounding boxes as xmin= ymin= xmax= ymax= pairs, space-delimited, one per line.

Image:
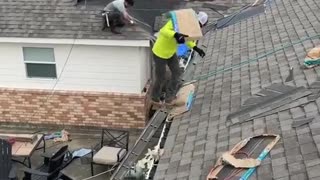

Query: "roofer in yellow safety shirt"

xmin=152 ymin=11 xmax=208 ymax=104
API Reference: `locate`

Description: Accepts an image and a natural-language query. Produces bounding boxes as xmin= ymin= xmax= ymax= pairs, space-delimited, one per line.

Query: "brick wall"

xmin=0 ymin=88 xmax=150 ymax=129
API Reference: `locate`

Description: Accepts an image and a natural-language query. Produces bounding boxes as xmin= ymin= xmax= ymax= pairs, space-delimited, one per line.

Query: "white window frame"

xmin=23 ymin=47 xmax=57 ymax=79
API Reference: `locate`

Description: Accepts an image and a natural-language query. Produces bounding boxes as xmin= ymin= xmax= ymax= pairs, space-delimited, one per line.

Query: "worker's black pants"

xmin=152 ymin=53 xmax=182 ymax=101
xmin=102 ymin=11 xmax=125 ymax=29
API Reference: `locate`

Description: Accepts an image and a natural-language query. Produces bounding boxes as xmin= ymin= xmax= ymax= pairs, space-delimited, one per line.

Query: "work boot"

xmin=165 ymin=95 xmax=177 ymax=104
xmin=151 ymin=97 xmax=164 ymax=109
xmin=151 ymin=97 xmax=163 ymax=104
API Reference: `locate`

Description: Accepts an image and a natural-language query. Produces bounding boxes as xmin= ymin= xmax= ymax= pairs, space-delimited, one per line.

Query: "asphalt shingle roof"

xmin=154 ymin=0 xmax=320 ymax=179
xmin=153 ymin=1 xmax=247 ymax=32
xmin=0 ymin=0 xmax=150 ymax=40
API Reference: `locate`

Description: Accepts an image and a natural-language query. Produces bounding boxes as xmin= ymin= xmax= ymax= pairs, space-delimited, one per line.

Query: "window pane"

xmin=23 ymin=47 xmax=55 ymax=62
xmin=26 ymin=63 xmax=57 ymax=78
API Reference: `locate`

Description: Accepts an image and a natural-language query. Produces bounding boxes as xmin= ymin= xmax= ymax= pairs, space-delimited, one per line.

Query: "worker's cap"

xmin=197 ymin=11 xmax=208 ymax=26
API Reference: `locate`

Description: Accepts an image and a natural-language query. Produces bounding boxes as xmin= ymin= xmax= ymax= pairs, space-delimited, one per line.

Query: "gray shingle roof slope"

xmin=0 ymin=0 xmax=150 ymax=40
xmin=154 ymin=0 xmax=320 ymax=179
xmin=153 ymin=1 xmax=246 ymax=32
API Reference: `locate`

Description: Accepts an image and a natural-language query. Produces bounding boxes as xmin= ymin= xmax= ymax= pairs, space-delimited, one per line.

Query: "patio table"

xmin=11 ymin=134 xmax=46 ymax=168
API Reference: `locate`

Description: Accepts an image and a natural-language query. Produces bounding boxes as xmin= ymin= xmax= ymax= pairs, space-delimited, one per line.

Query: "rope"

xmin=145 ymin=117 xmax=171 ymax=179
xmin=130 ymin=16 xmax=157 ymax=43
xmin=194 ymin=34 xmax=320 ymax=80
xmin=217 ymin=4 xmax=251 ymax=29
xmin=131 ymin=8 xmax=171 ymax=11
xmin=216 ymin=0 xmax=264 ymax=30
xmin=26 ymin=39 xmax=76 ymax=122
xmin=82 ymin=163 xmax=119 ymax=180
xmin=131 ymin=16 xmax=153 ymax=30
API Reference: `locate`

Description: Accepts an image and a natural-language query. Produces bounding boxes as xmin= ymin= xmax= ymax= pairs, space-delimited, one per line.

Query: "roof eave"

xmin=0 ymin=37 xmax=150 ymax=47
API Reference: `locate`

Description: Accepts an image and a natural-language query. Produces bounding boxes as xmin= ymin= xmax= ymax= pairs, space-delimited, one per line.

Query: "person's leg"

xmin=108 ymin=12 xmax=123 ymax=34
xmin=116 ymin=15 xmax=126 ymax=27
xmin=166 ymin=54 xmax=182 ymax=102
xmin=151 ymin=54 xmax=167 ymax=102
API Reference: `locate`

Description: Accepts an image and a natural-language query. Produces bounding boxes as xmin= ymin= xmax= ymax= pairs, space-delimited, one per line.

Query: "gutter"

xmin=0 ymin=37 xmax=150 ymax=47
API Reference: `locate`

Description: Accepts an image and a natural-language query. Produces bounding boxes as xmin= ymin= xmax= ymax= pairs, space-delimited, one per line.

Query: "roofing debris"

xmin=303 ymin=46 xmax=320 ymax=68
xmin=207 ymin=134 xmax=280 ymax=180
xmin=168 ymin=84 xmax=195 ymax=118
xmin=216 ymin=0 xmax=270 ymax=29
xmin=227 ymin=83 xmax=314 ymax=125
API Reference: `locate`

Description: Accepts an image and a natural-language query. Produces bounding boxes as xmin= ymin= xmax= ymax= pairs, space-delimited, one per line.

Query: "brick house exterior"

xmin=0 ymin=0 xmax=152 ymax=130
xmin=0 ymin=87 xmax=151 ymax=129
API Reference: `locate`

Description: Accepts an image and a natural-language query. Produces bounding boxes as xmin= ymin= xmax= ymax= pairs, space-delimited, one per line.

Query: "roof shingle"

xmin=154 ymin=0 xmax=320 ymax=179
xmin=0 ymin=0 xmax=150 ymax=40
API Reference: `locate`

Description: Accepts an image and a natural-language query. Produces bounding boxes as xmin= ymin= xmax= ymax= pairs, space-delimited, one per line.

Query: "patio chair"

xmin=0 ymin=139 xmax=17 ymax=180
xmin=22 ymin=145 xmax=69 ymax=180
xmin=91 ymin=128 xmax=129 ymax=175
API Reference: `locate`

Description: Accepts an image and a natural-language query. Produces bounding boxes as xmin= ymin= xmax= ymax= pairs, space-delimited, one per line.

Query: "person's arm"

xmin=186 ymin=41 xmax=196 ymax=49
xmin=193 ymin=45 xmax=206 ymax=57
xmin=186 ymin=40 xmax=206 ymax=57
xmin=115 ymin=1 xmax=132 ymax=22
xmin=123 ymin=11 xmax=133 ymax=21
xmin=159 ymin=20 xmax=176 ymax=38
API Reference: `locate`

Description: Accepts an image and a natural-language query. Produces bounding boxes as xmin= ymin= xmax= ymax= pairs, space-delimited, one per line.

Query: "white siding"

xmin=0 ymin=42 xmax=151 ymax=93
xmin=139 ymin=46 xmax=151 ymax=91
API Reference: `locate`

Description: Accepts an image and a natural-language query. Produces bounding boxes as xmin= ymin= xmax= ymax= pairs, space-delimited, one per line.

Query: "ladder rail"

xmin=110 ymin=110 xmax=168 ymax=180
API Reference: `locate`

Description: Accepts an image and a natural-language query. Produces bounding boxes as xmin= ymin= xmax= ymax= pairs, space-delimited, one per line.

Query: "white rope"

xmin=130 ymin=16 xmax=157 ymax=43
xmin=82 ymin=163 xmax=118 ymax=180
xmin=26 ymin=38 xmax=76 ymax=122
xmin=131 ymin=8 xmax=171 ymax=11
xmin=131 ymin=16 xmax=152 ymax=29
xmin=252 ymin=0 xmax=260 ymax=6
xmin=145 ymin=116 xmax=170 ymax=179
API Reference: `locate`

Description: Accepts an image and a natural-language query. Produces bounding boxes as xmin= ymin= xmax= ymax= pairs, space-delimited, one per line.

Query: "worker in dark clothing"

xmin=102 ymin=0 xmax=135 ymax=34
xmin=151 ymin=12 xmax=208 ymax=104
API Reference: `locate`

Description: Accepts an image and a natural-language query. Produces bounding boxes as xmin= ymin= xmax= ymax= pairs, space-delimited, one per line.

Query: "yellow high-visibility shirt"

xmin=152 ymin=19 xmax=196 ymax=59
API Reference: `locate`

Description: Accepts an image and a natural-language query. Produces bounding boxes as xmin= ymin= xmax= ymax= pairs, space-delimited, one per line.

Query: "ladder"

xmin=110 ymin=110 xmax=168 ymax=180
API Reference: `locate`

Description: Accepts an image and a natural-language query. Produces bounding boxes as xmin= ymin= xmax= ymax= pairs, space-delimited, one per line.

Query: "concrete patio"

xmin=0 ymin=126 xmax=158 ymax=180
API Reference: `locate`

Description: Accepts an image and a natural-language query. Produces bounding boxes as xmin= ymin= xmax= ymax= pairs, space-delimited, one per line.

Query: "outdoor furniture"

xmin=60 ymin=148 xmax=93 ymax=180
xmin=91 ymin=128 xmax=129 ymax=175
xmin=22 ymin=145 xmax=69 ymax=180
xmin=12 ymin=134 xmax=46 ymax=168
xmin=0 ymin=139 xmax=17 ymax=180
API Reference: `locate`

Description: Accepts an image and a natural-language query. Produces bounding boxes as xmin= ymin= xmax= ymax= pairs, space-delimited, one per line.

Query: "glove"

xmin=193 ymin=46 xmax=205 ymax=58
xmin=174 ymin=33 xmax=188 ymax=44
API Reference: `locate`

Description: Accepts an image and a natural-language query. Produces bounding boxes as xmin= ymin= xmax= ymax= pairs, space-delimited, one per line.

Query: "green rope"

xmin=194 ymin=34 xmax=320 ymax=80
